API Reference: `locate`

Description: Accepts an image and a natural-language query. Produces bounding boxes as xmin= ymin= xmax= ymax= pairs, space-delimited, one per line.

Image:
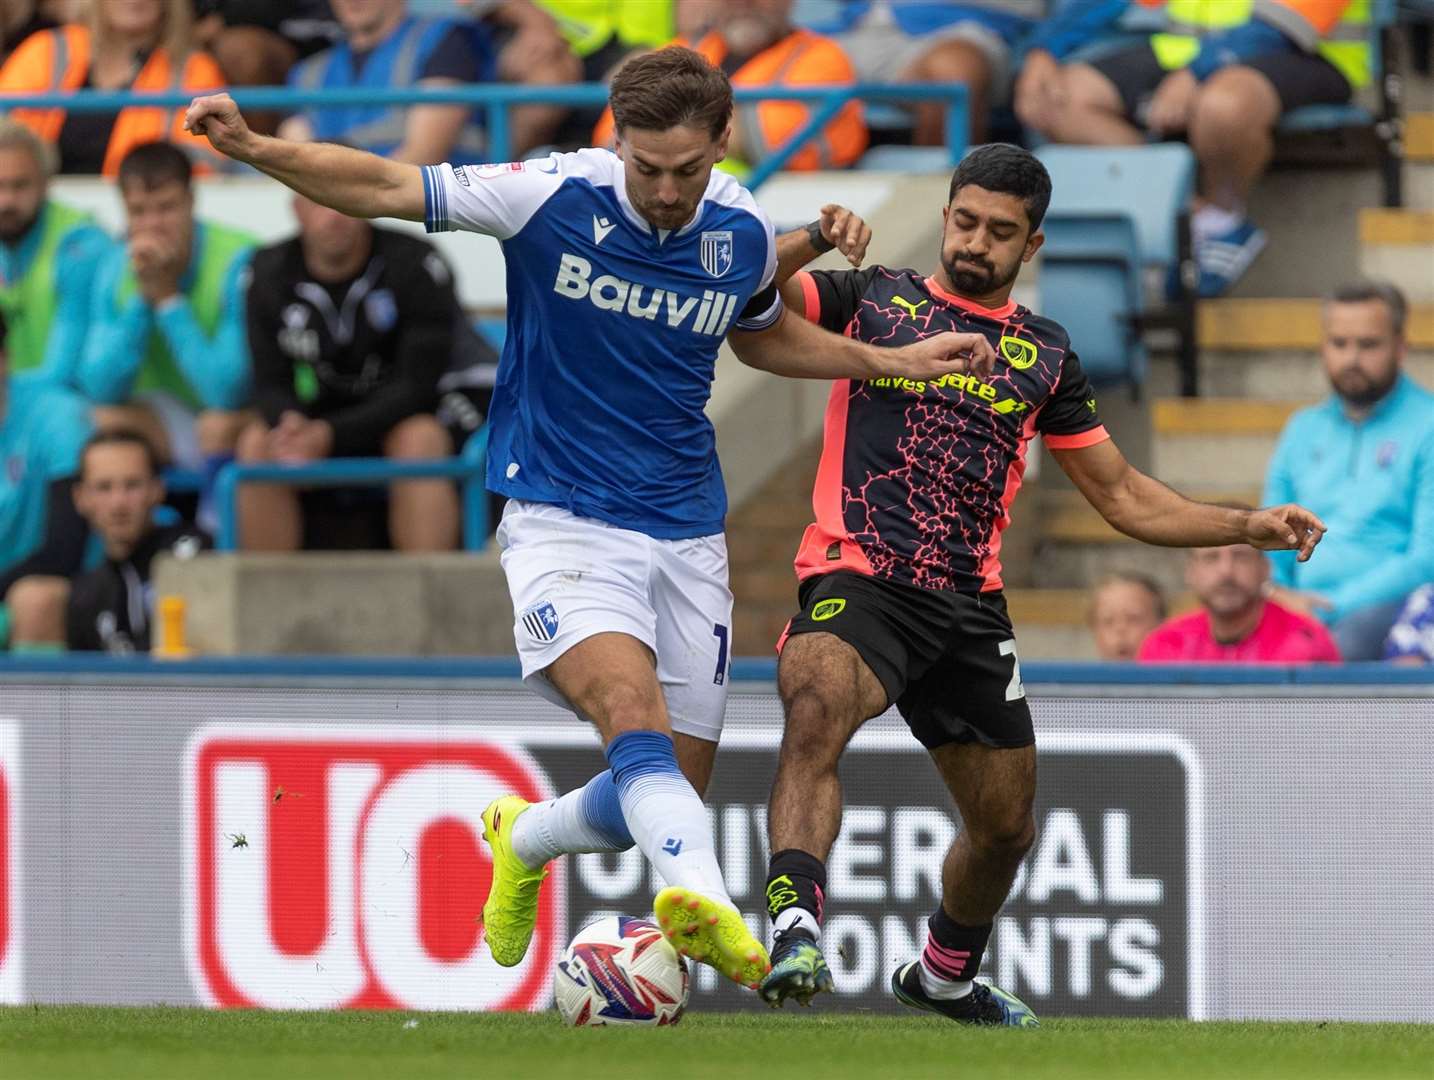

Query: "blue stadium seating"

xmin=1034 ymin=144 xmax=1197 ymax=390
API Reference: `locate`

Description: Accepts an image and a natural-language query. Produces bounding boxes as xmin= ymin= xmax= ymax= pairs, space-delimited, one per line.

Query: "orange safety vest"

xmin=595 ymin=30 xmax=867 ymax=171
xmin=0 ymin=24 xmax=226 ymax=176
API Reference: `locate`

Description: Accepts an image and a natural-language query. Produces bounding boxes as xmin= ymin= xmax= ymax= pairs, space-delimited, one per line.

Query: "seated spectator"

xmin=531 ymin=0 xmax=673 ymax=80
xmin=1264 ymin=282 xmax=1434 ymax=660
xmin=1139 ymin=542 xmax=1341 ymax=663
xmin=594 ymin=1 xmax=868 ymax=174
xmin=0 ymin=118 xmax=111 ymax=389
xmin=79 ymin=141 xmax=254 ymax=477
xmin=193 ymin=1 xmax=341 ymax=87
xmin=0 ymin=0 xmax=227 ymax=176
xmin=2 ymin=1 xmax=60 ymax=66
xmin=66 ymin=430 xmax=208 ymax=653
xmin=1088 ymin=571 xmax=1165 ymax=660
xmin=0 ymin=324 xmax=95 ymax=651
xmin=1016 ymin=0 xmax=1371 ymax=296
xmin=1384 ymin=585 xmax=1434 ymax=667
xmin=803 ymin=0 xmax=1033 ymax=144
xmin=286 ymin=0 xmax=578 ymax=165
xmin=237 ymin=194 xmax=461 ymax=552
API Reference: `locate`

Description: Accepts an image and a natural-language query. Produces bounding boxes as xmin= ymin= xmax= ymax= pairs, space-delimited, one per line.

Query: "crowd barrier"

xmin=0 ymin=658 xmax=1429 ymax=1021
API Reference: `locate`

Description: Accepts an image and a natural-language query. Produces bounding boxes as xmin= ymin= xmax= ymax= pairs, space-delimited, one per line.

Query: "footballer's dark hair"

xmin=608 ymin=46 xmax=734 ymax=141
xmin=117 ymin=140 xmax=193 ymax=192
xmin=1328 ymin=279 xmax=1408 ymax=339
xmin=947 ymin=143 xmax=1053 ymax=233
xmin=79 ymin=429 xmax=162 ymax=481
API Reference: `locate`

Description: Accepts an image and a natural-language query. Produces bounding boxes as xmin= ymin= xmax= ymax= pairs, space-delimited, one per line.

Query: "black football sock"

xmin=919 ymin=906 xmax=992 ymax=998
xmin=766 ymin=848 xmax=827 ymax=939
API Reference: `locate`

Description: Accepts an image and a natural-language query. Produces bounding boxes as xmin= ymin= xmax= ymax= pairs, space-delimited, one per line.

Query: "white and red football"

xmin=554 ymin=916 xmax=691 ymax=1027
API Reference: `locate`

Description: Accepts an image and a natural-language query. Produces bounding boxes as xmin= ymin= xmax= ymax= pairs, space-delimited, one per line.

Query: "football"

xmin=554 ymin=916 xmax=691 ymax=1027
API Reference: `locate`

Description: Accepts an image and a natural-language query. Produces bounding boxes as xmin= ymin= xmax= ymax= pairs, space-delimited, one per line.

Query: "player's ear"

xmin=1023 ymin=228 xmax=1044 ymax=263
xmin=715 ymin=123 xmax=731 ymax=164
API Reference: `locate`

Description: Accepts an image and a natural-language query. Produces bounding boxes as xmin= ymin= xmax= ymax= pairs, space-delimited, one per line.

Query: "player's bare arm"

xmin=184 ymin=94 xmax=426 ymax=222
xmin=1053 ymin=438 xmax=1327 ymax=561
xmin=729 ymin=309 xmax=995 ymax=383
xmin=775 ymin=203 xmax=872 ymax=311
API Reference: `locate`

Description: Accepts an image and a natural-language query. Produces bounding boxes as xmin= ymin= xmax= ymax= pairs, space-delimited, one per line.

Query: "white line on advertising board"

xmin=0 ymin=719 xmax=20 ymax=1004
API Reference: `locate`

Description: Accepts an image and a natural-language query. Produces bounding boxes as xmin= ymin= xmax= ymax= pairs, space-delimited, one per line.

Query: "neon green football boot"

xmin=480 ymin=796 xmax=548 ymax=967
xmin=654 ymin=886 xmax=772 ymax=990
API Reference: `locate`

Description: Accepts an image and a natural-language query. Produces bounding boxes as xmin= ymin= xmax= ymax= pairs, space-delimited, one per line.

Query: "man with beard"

xmin=0 ymin=118 xmax=111 ymax=388
xmin=1264 ymin=281 xmax=1434 ymax=660
xmin=757 ymin=143 xmax=1329 ymax=1024
xmin=1139 ymin=529 xmax=1340 ymax=663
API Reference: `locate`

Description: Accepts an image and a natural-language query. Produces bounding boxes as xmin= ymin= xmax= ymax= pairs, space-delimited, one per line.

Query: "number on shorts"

xmin=999 ymin=638 xmax=1025 ymax=701
xmin=712 ymin=623 xmax=729 ymax=686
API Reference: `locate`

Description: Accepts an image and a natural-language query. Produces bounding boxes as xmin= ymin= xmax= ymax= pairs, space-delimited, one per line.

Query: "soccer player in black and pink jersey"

xmin=752 ymin=144 xmax=1328 ymax=1025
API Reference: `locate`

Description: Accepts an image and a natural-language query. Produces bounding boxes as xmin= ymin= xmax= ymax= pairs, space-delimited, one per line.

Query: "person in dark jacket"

xmin=66 ymin=430 xmax=208 ymax=654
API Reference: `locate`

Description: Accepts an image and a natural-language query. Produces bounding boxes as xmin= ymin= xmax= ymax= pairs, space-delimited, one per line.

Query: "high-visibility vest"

xmin=594 ymin=30 xmax=867 ymax=171
xmin=290 ymin=17 xmax=487 ymax=163
xmin=0 ymin=201 xmax=96 ymax=374
xmin=0 ymin=24 xmax=226 ymax=176
xmin=1138 ymin=0 xmax=1370 ymax=87
xmin=112 ymin=220 xmax=254 ymax=411
xmin=537 ymin=1 xmax=674 ymax=57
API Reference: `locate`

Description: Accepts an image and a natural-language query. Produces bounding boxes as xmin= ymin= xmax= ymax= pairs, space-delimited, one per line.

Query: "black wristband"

xmin=805 ymin=220 xmax=836 ymax=254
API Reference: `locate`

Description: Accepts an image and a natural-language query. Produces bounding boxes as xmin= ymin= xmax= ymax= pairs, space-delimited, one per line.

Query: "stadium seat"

xmin=854 ymin=145 xmax=953 ymax=173
xmin=1034 ymin=145 xmax=1196 ymax=391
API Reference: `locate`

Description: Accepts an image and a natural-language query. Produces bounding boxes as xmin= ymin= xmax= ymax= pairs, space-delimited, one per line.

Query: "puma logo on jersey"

xmin=592 ymin=215 xmax=616 ymax=245
xmin=552 ymin=253 xmax=740 ymax=336
xmin=893 ymin=295 xmax=929 ymax=319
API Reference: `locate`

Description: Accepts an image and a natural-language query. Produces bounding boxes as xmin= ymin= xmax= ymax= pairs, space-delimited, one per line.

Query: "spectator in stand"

xmin=2 ymin=1 xmax=60 ymax=65
xmin=0 ymin=317 xmax=95 ymax=651
xmin=800 ymin=0 xmax=1036 ymax=145
xmin=66 ymin=429 xmax=208 ymax=653
xmin=531 ymin=0 xmax=673 ymax=80
xmin=1264 ymin=281 xmax=1434 ymax=660
xmin=1384 ymin=585 xmax=1434 ymax=666
xmin=79 ymin=141 xmax=254 ymax=480
xmin=193 ymin=1 xmax=341 ymax=87
xmin=1088 ymin=570 xmax=1165 ymax=660
xmin=1139 ymin=541 xmax=1341 ymax=663
xmin=237 ymin=193 xmax=461 ymax=552
xmin=1015 ymin=0 xmax=1370 ymax=296
xmin=285 ymin=0 xmax=578 ymax=166
xmin=0 ymin=118 xmax=111 ymax=389
xmin=0 ymin=0 xmax=227 ymax=176
xmin=594 ymin=0 xmax=868 ymax=174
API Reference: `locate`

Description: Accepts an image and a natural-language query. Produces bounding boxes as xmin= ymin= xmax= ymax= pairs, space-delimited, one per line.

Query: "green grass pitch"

xmin=1 ymin=1007 xmax=1429 ymax=1080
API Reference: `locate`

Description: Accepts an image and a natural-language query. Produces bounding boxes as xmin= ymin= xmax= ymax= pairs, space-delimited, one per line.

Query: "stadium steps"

xmin=1409 ymin=113 xmax=1434 ymax=163
xmin=1149 ymin=396 xmax=1313 ymax=489
xmin=1359 ymin=208 xmax=1434 ymax=301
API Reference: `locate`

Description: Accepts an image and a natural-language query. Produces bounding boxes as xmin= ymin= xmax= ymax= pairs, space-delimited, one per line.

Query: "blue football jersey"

xmin=422 ymin=149 xmax=782 ymax=539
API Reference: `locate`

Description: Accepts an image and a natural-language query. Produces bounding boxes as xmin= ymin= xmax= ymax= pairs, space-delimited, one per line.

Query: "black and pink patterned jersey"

xmin=792 ymin=265 xmax=1110 ymax=594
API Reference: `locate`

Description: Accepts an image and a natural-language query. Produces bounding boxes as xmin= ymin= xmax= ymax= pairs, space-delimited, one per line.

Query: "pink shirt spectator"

xmin=1137 ymin=600 xmax=1342 ymax=664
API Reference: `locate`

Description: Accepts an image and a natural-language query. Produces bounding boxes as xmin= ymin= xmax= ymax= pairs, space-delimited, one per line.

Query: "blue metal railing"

xmin=213 ymin=425 xmax=489 ymax=552
xmin=0 ymin=82 xmax=969 ymax=188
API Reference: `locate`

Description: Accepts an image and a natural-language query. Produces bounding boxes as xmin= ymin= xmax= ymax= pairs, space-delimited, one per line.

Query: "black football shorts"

xmin=781 ymin=570 xmax=1034 ymax=750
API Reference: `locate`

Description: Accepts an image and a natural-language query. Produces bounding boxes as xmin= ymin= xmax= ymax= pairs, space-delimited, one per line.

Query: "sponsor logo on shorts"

xmin=522 ymin=602 xmax=560 ymax=643
xmin=1000 ymin=335 xmax=1038 ymax=370
xmin=811 ymin=598 xmax=846 ymax=622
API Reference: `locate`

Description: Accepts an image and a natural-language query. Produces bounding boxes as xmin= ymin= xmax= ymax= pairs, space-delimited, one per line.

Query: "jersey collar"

xmin=925 ymin=276 xmax=1018 ymax=320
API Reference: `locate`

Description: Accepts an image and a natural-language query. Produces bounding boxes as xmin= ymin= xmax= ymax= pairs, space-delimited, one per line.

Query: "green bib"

xmin=115 ymin=221 xmax=254 ymax=410
xmin=0 ymin=202 xmax=95 ymax=374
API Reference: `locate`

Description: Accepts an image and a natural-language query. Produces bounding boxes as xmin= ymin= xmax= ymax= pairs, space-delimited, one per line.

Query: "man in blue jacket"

xmin=1264 ymin=281 xmax=1434 ymax=660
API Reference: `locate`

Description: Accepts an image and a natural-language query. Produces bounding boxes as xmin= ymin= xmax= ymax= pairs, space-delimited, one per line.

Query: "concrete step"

xmin=1197 ymin=298 xmax=1434 ymax=350
xmin=1149 ymin=396 xmax=1311 ymax=490
xmin=1359 ymin=208 xmax=1434 ymax=301
xmin=1147 ymin=348 xmax=1434 ymax=399
xmin=1409 ymin=113 xmax=1434 ymax=164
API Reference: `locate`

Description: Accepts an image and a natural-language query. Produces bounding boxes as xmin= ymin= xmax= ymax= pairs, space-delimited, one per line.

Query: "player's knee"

xmin=196 ymin=410 xmax=247 ymax=455
xmin=906 ymin=40 xmax=989 ymax=85
xmin=384 ymin=414 xmax=452 ymax=460
xmin=777 ymin=682 xmax=851 ymax=770
xmin=970 ymin=807 xmax=1036 ymax=862
xmin=587 ymin=677 xmax=665 ymax=736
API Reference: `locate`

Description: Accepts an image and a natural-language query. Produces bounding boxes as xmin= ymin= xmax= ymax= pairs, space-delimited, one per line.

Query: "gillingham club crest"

xmin=700 ymin=231 xmax=733 ymax=278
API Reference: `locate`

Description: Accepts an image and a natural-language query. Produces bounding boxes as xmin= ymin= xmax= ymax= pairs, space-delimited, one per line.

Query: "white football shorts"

xmin=497 ymin=499 xmax=734 ymax=743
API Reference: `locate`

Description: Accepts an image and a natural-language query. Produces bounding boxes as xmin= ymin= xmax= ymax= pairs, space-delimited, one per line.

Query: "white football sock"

xmin=773 ymin=906 xmax=822 ymax=940
xmin=511 ymin=770 xmax=633 ymax=868
xmin=919 ymin=962 xmax=974 ymax=1001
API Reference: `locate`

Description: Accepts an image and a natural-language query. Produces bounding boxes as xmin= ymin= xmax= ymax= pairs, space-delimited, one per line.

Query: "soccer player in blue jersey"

xmin=185 ymin=46 xmax=992 ymax=991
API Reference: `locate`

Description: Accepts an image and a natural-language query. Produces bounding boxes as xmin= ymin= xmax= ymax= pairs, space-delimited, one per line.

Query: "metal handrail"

xmin=0 ymin=81 xmax=969 ymax=186
xmin=214 ymin=425 xmax=490 ymax=552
